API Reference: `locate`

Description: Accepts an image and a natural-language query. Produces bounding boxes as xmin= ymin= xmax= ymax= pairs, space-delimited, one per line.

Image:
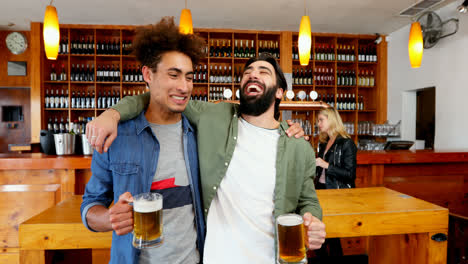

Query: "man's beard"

xmin=239 ymin=81 xmax=278 ymax=116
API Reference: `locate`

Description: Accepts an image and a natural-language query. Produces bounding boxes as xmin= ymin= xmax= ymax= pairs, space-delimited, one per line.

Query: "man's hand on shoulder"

xmin=86 ymin=109 xmax=120 ymax=153
xmin=286 ymin=120 xmax=310 ymax=141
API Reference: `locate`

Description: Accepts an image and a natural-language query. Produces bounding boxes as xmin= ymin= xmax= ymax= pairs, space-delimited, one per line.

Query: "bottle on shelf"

xmin=226 ymin=40 xmax=232 ymax=57
xmin=137 ymin=65 xmax=143 ymax=82
xmin=250 ymin=40 xmax=256 ymax=58
xmin=58 ymin=117 xmax=65 ymax=133
xmin=58 ymin=89 xmax=64 ymax=108
xmin=50 ymin=64 xmax=57 ymax=81
xmin=234 ymin=40 xmax=239 ymax=58
xmin=69 ymin=38 xmax=75 ymax=54
xmin=129 ymin=65 xmax=135 ymax=82
xmin=292 ymin=42 xmax=299 ymax=60
xmin=53 ymin=89 xmax=59 ymax=109
xmin=359 ymin=95 xmax=364 ymax=110
xmin=239 ymin=40 xmax=244 ymax=58
xmin=365 ymin=45 xmax=371 ymax=62
xmin=60 ymin=64 xmax=66 ymax=81
xmin=65 ymin=89 xmax=69 ymax=108
xmin=97 ymin=92 xmax=102 ymax=109
xmin=44 ymin=89 xmax=50 ymax=108
xmin=59 ymin=36 xmax=68 ymax=54
xmin=221 ymin=40 xmax=227 ymax=57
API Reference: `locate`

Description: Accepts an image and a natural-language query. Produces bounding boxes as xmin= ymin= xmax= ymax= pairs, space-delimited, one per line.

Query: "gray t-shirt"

xmin=139 ymin=120 xmax=199 ymax=264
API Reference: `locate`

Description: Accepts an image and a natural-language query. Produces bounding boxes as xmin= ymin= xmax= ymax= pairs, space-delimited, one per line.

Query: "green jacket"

xmin=113 ymin=93 xmax=322 ymax=220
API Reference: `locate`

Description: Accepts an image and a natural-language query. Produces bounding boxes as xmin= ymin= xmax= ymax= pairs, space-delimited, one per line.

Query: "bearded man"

xmin=86 ymin=52 xmax=326 ymax=264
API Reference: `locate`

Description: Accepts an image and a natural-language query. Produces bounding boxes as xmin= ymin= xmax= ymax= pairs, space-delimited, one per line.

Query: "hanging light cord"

xmin=50 ymin=0 xmax=54 ymax=5
xmin=185 ymin=0 xmax=187 ymax=9
xmin=304 ymin=0 xmax=307 ymax=16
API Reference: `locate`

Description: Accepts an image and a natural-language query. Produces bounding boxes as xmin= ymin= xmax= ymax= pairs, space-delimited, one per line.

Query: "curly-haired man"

xmin=81 ymin=17 xmax=206 ymax=264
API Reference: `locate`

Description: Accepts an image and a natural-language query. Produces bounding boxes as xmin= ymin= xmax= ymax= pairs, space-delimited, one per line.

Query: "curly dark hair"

xmin=132 ymin=17 xmax=206 ymax=72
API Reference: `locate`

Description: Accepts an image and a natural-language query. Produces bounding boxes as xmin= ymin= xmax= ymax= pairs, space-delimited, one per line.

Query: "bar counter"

xmin=2 ymin=149 xmax=467 ymax=169
xmin=357 ymin=149 xmax=468 ymax=164
xmin=0 ymin=153 xmax=92 ymax=170
xmin=354 ymin=149 xmax=468 ymax=217
xmin=1 ymin=149 xmax=467 ymax=167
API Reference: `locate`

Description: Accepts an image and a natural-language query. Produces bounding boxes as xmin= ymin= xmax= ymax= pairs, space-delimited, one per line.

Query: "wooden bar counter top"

xmin=1 ymin=149 xmax=467 ymax=169
xmin=356 ymin=149 xmax=468 ymax=165
xmin=0 ymin=153 xmax=92 ymax=170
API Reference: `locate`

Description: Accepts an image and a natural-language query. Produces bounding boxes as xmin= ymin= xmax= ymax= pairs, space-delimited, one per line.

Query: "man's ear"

xmin=276 ymin=87 xmax=284 ymax=100
xmin=142 ymin=66 xmax=152 ymax=83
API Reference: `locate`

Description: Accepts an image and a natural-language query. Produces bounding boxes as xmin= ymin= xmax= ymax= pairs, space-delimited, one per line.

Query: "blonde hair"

xmin=318 ymin=107 xmax=350 ymax=143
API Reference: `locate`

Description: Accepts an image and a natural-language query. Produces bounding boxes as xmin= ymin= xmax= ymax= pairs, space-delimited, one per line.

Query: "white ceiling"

xmin=0 ymin=0 xmax=458 ymax=34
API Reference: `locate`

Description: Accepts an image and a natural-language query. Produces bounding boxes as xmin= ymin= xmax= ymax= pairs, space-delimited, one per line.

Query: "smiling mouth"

xmin=170 ymin=95 xmax=187 ymax=102
xmin=244 ymin=82 xmax=264 ymax=96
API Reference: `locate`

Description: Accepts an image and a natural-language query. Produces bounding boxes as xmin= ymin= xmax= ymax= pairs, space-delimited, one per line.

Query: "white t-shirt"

xmin=203 ymin=118 xmax=280 ymax=264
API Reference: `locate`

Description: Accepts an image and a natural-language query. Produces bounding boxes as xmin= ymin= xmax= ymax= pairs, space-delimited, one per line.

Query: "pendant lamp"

xmin=179 ymin=0 xmax=193 ymax=34
xmin=43 ymin=0 xmax=60 ymax=60
xmin=298 ymin=0 xmax=311 ymax=66
xmin=408 ymin=22 xmax=423 ymax=68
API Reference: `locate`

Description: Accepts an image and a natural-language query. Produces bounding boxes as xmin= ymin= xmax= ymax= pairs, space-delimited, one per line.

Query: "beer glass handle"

xmin=303 ymin=223 xmax=308 ymax=249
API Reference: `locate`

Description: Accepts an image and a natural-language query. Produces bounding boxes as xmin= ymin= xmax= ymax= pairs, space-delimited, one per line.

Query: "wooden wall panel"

xmin=341 ymin=237 xmax=367 ymax=255
xmin=19 ymin=250 xmax=45 ymax=264
xmin=0 ymin=31 xmax=31 ymax=87
xmin=368 ymin=234 xmax=427 ymax=264
xmin=376 ymin=38 xmax=388 ymax=124
xmin=30 ymin=22 xmax=42 ymax=144
xmin=279 ymin=31 xmax=292 ymax=73
xmin=383 ymin=163 xmax=468 ymax=216
xmin=0 ymin=248 xmax=19 ymax=264
xmin=368 ymin=232 xmax=447 ymax=264
xmin=75 ymin=169 xmax=92 ymax=195
xmin=0 ymin=169 xmax=61 ymax=185
xmin=356 ymin=165 xmax=371 ymax=187
xmin=92 ymin=249 xmax=111 ymax=264
xmin=0 ymin=88 xmax=31 ymax=153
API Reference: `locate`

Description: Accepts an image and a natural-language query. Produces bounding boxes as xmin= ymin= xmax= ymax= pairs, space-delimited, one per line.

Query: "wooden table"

xmin=19 ymin=187 xmax=448 ymax=264
xmin=317 ymin=187 xmax=448 ymax=264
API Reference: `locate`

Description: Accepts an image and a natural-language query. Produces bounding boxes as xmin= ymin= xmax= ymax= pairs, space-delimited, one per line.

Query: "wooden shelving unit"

xmin=39 ymin=24 xmax=387 ymax=145
xmin=289 ymin=33 xmax=387 ymax=144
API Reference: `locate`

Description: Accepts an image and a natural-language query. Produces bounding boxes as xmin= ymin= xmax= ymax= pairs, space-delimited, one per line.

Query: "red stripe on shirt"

xmin=151 ymin=178 xmax=178 ymax=190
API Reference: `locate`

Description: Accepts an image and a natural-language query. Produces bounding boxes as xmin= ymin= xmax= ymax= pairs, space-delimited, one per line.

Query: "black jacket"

xmin=316 ymin=136 xmax=357 ymax=189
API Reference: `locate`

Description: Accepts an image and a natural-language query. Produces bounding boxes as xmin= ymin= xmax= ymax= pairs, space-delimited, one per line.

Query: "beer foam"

xmin=134 ymin=199 xmax=162 ymax=213
xmin=277 ymin=214 xmax=303 ymax=226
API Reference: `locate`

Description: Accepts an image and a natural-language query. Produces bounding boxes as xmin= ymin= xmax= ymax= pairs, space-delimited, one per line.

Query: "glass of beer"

xmin=276 ymin=213 xmax=307 ymax=264
xmin=132 ymin=192 xmax=163 ymax=249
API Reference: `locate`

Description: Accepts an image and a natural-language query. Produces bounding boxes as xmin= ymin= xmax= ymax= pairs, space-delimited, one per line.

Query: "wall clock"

xmin=5 ymin=32 xmax=28 ymax=55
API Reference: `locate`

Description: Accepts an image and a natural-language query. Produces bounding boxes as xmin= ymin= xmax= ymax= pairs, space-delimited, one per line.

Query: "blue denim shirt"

xmin=80 ymin=112 xmax=205 ymax=264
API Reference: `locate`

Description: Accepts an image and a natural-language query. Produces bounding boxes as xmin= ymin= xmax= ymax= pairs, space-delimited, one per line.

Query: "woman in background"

xmin=315 ymin=107 xmax=357 ymax=259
